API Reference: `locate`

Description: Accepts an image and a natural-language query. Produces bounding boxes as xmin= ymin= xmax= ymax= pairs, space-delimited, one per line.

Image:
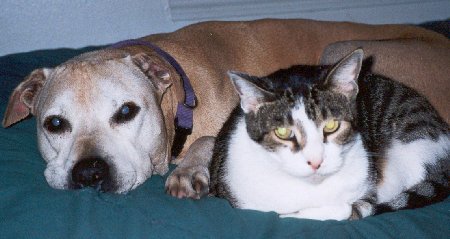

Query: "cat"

xmin=209 ymin=49 xmax=450 ymax=221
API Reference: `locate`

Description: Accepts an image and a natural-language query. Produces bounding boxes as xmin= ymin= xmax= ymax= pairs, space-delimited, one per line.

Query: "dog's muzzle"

xmin=71 ymin=157 xmax=115 ymax=192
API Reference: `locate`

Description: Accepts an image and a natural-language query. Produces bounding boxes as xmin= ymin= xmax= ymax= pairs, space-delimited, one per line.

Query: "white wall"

xmin=1 ymin=0 xmax=449 ymax=56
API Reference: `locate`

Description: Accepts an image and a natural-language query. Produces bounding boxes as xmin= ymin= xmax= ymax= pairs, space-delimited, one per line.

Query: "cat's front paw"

xmin=280 ymin=204 xmax=352 ymax=221
xmin=165 ymin=165 xmax=209 ymax=199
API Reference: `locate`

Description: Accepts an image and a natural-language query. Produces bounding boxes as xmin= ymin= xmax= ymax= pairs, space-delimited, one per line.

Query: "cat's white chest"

xmin=224 ymin=120 xmax=371 ymax=218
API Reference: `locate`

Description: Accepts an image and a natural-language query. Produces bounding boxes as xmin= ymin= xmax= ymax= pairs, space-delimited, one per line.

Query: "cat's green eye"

xmin=323 ymin=120 xmax=340 ymax=134
xmin=274 ymin=127 xmax=293 ymax=140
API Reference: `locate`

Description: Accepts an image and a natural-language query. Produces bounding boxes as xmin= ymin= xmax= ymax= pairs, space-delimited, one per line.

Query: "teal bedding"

xmin=1 ymin=47 xmax=449 ymax=239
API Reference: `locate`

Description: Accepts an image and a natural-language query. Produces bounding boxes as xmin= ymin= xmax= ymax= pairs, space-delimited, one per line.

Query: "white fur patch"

xmin=377 ymin=135 xmax=450 ymax=203
xmin=225 ymin=103 xmax=371 ymax=220
xmin=354 ymin=200 xmax=374 ymax=218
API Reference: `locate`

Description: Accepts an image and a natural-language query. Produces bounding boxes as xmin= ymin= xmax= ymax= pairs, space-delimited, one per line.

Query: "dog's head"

xmin=3 ymin=50 xmax=174 ymax=193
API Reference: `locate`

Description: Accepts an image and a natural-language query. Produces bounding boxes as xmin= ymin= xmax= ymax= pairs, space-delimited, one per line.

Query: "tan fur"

xmin=3 ymin=19 xmax=449 ymax=194
xmin=292 ymin=126 xmax=307 ymax=150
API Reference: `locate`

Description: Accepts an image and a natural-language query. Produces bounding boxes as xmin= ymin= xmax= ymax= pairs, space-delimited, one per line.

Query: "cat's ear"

xmin=324 ymin=49 xmax=363 ymax=100
xmin=227 ymin=71 xmax=275 ymax=113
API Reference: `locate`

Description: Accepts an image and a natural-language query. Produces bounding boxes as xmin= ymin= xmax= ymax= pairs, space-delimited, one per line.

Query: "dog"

xmin=3 ymin=19 xmax=448 ymax=194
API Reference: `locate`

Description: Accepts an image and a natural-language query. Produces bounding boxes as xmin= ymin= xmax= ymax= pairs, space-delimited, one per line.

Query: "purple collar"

xmin=110 ymin=39 xmax=196 ymax=157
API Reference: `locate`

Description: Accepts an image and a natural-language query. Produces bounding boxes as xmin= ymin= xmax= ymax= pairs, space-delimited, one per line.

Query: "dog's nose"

xmin=71 ymin=157 xmax=110 ymax=190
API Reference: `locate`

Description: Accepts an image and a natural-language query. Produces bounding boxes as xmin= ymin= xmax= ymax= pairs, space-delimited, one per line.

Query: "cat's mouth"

xmin=305 ymin=173 xmax=326 ymax=184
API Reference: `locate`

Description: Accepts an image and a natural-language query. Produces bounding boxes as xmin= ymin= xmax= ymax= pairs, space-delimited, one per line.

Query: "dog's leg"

xmin=165 ymin=136 xmax=214 ymax=199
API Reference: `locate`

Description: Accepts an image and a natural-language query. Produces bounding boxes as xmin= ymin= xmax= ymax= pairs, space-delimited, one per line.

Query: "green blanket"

xmin=1 ymin=47 xmax=449 ymax=239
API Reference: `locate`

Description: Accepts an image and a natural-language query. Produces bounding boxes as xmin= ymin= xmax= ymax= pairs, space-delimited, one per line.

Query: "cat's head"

xmin=228 ymin=49 xmax=364 ymax=181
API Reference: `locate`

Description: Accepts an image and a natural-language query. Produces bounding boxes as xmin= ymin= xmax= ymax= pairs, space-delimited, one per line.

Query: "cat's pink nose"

xmin=307 ymin=160 xmax=322 ymax=170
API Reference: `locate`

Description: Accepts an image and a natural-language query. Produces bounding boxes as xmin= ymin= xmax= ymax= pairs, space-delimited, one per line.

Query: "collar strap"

xmin=110 ymin=39 xmax=196 ymax=157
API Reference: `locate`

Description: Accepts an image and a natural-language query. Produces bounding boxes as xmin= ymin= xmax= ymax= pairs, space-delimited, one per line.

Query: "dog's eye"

xmin=112 ymin=102 xmax=140 ymax=124
xmin=44 ymin=116 xmax=71 ymax=134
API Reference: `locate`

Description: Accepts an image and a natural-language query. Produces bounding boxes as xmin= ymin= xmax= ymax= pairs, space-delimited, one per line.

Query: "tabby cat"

xmin=209 ymin=49 xmax=449 ymax=220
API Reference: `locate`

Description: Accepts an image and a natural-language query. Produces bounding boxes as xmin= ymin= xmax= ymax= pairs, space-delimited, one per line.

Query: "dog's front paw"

xmin=165 ymin=165 xmax=209 ymax=199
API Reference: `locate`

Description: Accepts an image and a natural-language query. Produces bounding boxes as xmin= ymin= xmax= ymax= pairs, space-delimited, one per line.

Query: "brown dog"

xmin=3 ymin=19 xmax=448 ymax=194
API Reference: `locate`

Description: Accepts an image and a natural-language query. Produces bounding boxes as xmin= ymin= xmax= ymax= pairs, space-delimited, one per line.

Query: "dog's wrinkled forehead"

xmin=38 ymin=54 xmax=155 ymax=111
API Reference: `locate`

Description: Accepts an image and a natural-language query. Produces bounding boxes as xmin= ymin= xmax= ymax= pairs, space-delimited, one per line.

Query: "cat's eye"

xmin=323 ymin=120 xmax=340 ymax=134
xmin=44 ymin=115 xmax=71 ymax=134
xmin=112 ymin=102 xmax=140 ymax=124
xmin=274 ymin=127 xmax=294 ymax=140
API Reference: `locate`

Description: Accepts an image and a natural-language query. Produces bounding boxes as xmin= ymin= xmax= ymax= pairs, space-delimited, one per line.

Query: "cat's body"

xmin=209 ymin=50 xmax=449 ymax=220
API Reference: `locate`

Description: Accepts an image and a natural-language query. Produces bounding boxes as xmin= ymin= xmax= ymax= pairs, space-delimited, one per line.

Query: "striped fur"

xmin=356 ymin=72 xmax=449 ymax=215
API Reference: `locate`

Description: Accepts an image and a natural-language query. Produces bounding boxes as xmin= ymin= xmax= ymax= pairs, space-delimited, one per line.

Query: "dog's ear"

xmin=2 ymin=68 xmax=51 ymax=128
xmin=131 ymin=53 xmax=172 ymax=95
